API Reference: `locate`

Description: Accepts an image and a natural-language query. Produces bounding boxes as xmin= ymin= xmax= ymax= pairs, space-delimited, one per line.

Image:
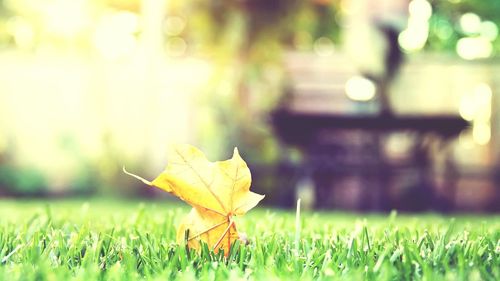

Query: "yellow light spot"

xmin=459 ymin=93 xmax=476 ymax=121
xmin=345 ymin=76 xmax=376 ymax=101
xmin=399 ymin=0 xmax=432 ymax=53
xmin=480 ymin=21 xmax=498 ymax=41
xmin=313 ymin=37 xmax=334 ymax=57
xmin=409 ymin=0 xmax=432 ymax=20
xmin=459 ymin=83 xmax=492 ymax=121
xmin=456 ymin=37 xmax=492 ymax=60
xmin=164 ymin=16 xmax=186 ymax=36
xmin=166 ymin=37 xmax=187 ymax=57
xmin=472 ymin=122 xmax=490 ymax=145
xmin=473 ymin=83 xmax=492 ymax=122
xmin=459 ymin=13 xmax=481 ymax=34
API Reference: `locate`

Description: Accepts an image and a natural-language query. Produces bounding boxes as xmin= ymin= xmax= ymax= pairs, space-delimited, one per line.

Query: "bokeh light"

xmin=480 ymin=21 xmax=498 ymax=41
xmin=345 ymin=76 xmax=376 ymax=101
xmin=472 ymin=122 xmax=491 ymax=145
xmin=165 ymin=37 xmax=187 ymax=57
xmin=313 ymin=37 xmax=335 ymax=57
xmin=398 ymin=0 xmax=432 ymax=52
xmin=456 ymin=37 xmax=492 ymax=60
xmin=409 ymin=0 xmax=432 ymax=20
xmin=459 ymin=13 xmax=481 ymax=35
xmin=459 ymin=83 xmax=492 ymax=145
xmin=164 ymin=16 xmax=186 ymax=36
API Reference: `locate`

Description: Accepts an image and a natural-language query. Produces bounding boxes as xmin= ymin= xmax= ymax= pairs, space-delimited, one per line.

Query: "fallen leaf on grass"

xmin=124 ymin=144 xmax=264 ymax=254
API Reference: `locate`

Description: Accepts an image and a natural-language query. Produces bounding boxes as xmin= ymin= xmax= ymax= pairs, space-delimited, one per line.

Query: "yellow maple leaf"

xmin=124 ymin=144 xmax=264 ymax=254
xmin=176 ymin=207 xmax=239 ymax=254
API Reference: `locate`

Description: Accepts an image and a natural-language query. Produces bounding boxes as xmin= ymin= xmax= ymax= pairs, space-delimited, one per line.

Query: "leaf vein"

xmin=174 ymin=147 xmax=227 ymax=214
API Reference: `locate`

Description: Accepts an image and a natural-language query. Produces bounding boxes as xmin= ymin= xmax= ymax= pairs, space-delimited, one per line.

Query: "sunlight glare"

xmin=92 ymin=12 xmax=139 ymax=60
xmin=345 ymin=76 xmax=376 ymax=101
xmin=409 ymin=0 xmax=432 ymax=20
xmin=480 ymin=21 xmax=498 ymax=41
xmin=459 ymin=13 xmax=481 ymax=35
xmin=456 ymin=37 xmax=492 ymax=60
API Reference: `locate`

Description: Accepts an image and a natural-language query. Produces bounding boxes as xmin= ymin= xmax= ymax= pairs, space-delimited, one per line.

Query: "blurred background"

xmin=0 ymin=0 xmax=498 ymax=212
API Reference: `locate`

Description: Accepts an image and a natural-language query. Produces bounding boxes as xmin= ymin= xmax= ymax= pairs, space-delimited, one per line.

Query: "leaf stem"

xmin=122 ymin=167 xmax=153 ymax=186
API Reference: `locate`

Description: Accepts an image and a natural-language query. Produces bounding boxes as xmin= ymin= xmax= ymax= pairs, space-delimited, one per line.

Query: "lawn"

xmin=0 ymin=199 xmax=499 ymax=280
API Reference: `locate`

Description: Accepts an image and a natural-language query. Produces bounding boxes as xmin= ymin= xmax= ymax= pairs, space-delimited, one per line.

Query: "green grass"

xmin=0 ymin=199 xmax=499 ymax=280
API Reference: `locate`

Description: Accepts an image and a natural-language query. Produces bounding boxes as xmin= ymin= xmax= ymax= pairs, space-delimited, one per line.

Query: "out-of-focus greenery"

xmin=427 ymin=0 xmax=500 ymax=53
xmin=0 ymin=200 xmax=499 ymax=280
xmin=0 ymin=1 xmax=344 ymax=196
xmin=182 ymin=0 xmax=343 ymax=164
xmin=159 ymin=1 xmax=344 ymax=201
xmin=0 ymin=0 xmax=498 ymax=196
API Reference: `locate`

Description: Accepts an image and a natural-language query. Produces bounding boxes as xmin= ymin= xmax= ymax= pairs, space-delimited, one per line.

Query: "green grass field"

xmin=0 ymin=199 xmax=499 ymax=280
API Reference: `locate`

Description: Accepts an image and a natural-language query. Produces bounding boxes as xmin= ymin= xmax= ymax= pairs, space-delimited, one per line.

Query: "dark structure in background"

xmin=272 ymin=110 xmax=468 ymax=211
xmin=271 ymin=24 xmax=471 ymax=211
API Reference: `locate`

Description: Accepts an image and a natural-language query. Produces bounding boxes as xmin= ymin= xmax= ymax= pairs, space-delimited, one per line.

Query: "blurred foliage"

xmin=0 ymin=165 xmax=46 ymax=195
xmin=0 ymin=149 xmax=46 ymax=195
xmin=0 ymin=0 xmax=498 ymax=196
xmin=427 ymin=0 xmax=500 ymax=53
xmin=183 ymin=0 xmax=343 ymax=165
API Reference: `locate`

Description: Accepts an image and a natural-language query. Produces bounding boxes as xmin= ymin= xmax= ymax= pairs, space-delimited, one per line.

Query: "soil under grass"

xmin=0 ymin=199 xmax=499 ymax=280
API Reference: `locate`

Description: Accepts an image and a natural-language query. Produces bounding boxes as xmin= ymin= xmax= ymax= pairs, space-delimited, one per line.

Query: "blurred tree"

xmin=0 ymin=141 xmax=47 ymax=196
xmin=176 ymin=0 xmax=344 ymax=202
xmin=427 ymin=0 xmax=500 ymax=54
xmin=1 ymin=0 xmax=497 ymax=198
xmin=180 ymin=0 xmax=344 ymax=162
